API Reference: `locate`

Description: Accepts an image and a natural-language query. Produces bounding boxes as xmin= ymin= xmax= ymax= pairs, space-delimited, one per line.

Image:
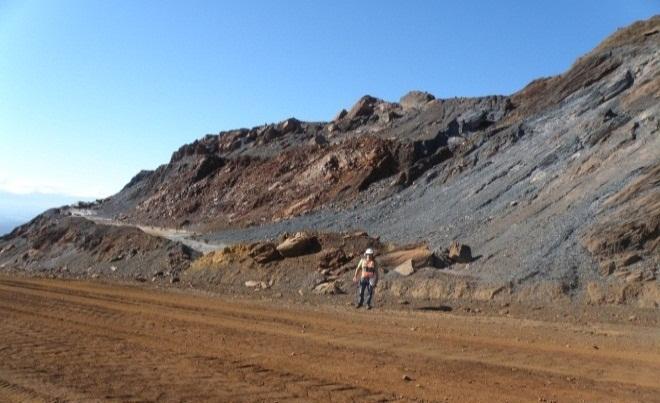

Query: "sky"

xmin=0 ymin=190 xmax=78 ymax=235
xmin=0 ymin=0 xmax=657 ymax=200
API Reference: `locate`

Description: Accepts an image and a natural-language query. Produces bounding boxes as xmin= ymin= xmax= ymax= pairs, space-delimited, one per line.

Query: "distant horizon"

xmin=0 ymin=218 xmax=26 ymax=236
xmin=0 ymin=190 xmax=85 ymax=235
xmin=1 ymin=1 xmax=657 ymax=200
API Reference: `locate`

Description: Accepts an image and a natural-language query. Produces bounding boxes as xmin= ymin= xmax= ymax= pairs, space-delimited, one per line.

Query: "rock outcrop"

xmin=399 ymin=91 xmax=435 ymax=110
xmin=2 ymin=16 xmax=659 ymax=307
xmin=276 ymin=233 xmax=321 ymax=257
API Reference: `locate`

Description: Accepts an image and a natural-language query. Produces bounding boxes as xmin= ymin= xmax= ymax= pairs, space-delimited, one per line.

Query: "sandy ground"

xmin=0 ymin=276 xmax=658 ymax=403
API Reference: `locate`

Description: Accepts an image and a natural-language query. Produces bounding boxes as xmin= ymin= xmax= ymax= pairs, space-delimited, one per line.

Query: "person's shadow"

xmin=416 ymin=305 xmax=452 ymax=312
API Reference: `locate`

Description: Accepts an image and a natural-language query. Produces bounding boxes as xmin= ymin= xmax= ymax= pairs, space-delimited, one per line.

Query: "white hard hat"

xmin=365 ymin=248 xmax=374 ymax=255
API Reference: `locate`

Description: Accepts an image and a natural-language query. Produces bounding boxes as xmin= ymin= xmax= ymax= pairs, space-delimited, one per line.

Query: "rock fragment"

xmin=448 ymin=241 xmax=472 ymax=263
xmin=394 ymin=259 xmax=416 ymax=276
xmin=249 ymin=242 xmax=282 ymax=264
xmin=313 ymin=281 xmax=344 ymax=295
xmin=276 ymin=233 xmax=320 ymax=258
xmin=399 ymin=91 xmax=435 ymax=110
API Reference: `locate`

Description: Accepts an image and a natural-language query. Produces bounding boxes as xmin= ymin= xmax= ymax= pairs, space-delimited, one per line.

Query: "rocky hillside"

xmin=1 ymin=16 xmax=658 ymax=307
xmin=98 ymin=93 xmax=512 ymax=231
xmin=0 ymin=209 xmax=198 ymax=283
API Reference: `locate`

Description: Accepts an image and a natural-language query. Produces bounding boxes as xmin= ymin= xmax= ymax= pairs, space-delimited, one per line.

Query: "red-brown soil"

xmin=0 ymin=276 xmax=658 ymax=402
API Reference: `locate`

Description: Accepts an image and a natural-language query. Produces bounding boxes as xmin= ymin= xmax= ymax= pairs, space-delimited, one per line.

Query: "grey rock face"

xmin=4 ymin=16 xmax=658 ymax=307
xmin=198 ymin=17 xmax=660 ymax=305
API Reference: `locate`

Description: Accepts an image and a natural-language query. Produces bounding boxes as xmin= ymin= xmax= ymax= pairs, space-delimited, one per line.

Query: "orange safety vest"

xmin=360 ymin=259 xmax=377 ymax=278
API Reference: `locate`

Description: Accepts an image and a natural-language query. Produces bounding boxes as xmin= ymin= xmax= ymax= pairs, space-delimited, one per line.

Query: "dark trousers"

xmin=357 ymin=278 xmax=374 ymax=306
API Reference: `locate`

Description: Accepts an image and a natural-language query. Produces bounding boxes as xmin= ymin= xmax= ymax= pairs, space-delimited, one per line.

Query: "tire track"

xmin=2 ymin=278 xmax=657 ymax=389
xmin=0 ymin=286 xmax=399 ymax=402
xmin=1 ymin=276 xmax=659 ymax=402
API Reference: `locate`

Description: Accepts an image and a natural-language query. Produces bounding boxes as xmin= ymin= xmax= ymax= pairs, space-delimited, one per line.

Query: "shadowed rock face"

xmin=2 ymin=16 xmax=659 ymax=306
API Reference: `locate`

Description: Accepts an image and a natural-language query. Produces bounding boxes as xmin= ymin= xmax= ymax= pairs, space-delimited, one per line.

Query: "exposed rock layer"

xmin=1 ymin=16 xmax=659 ymax=307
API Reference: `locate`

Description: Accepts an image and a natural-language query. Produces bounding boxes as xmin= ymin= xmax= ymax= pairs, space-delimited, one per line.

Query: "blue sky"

xmin=0 ymin=0 xmax=657 ymax=199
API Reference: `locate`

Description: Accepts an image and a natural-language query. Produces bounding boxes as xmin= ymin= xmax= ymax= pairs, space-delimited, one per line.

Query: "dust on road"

xmin=0 ymin=276 xmax=658 ymax=402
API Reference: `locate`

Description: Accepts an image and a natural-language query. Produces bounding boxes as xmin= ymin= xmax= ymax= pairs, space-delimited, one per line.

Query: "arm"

xmin=353 ymin=259 xmax=363 ymax=282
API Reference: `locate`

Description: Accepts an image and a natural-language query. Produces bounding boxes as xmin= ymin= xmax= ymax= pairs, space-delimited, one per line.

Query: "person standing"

xmin=353 ymin=248 xmax=378 ymax=309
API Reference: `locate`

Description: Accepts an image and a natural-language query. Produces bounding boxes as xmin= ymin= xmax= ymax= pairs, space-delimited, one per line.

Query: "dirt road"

xmin=69 ymin=208 xmax=225 ymax=254
xmin=0 ymin=276 xmax=658 ymax=402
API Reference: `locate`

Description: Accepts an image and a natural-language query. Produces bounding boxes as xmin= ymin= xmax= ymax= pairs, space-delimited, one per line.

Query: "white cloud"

xmin=0 ymin=173 xmax=109 ymax=199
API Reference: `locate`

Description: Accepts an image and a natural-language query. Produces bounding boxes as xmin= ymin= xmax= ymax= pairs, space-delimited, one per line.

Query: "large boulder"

xmin=448 ymin=241 xmax=472 ymax=263
xmin=399 ymin=91 xmax=435 ymax=110
xmin=249 ymin=242 xmax=282 ymax=264
xmin=392 ymin=251 xmax=445 ymax=276
xmin=346 ymin=95 xmax=379 ymax=119
xmin=279 ymin=118 xmax=301 ymax=134
xmin=379 ymin=245 xmax=436 ymax=269
xmin=276 ymin=232 xmax=320 ymax=258
xmin=394 ymin=259 xmax=416 ymax=276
